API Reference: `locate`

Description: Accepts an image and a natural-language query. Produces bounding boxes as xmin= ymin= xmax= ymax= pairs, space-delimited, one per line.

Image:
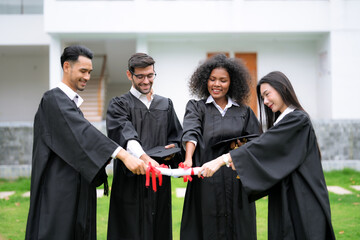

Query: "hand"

xmin=229 ymin=162 xmax=234 ymax=170
xmin=165 ymin=143 xmax=175 ymax=149
xmin=183 ymin=158 xmax=193 ymax=168
xmin=227 ymin=154 xmax=236 ymax=170
xmin=161 ymin=144 xmax=176 ymax=160
xmin=140 ymin=154 xmax=160 ymax=167
xmin=184 ymin=141 xmax=195 ymax=168
xmin=198 ymin=156 xmax=225 ymax=178
xmin=116 ymin=149 xmax=147 ymax=175
xmin=230 ymin=139 xmax=244 ymax=149
xmin=237 ymin=139 xmax=244 ymax=147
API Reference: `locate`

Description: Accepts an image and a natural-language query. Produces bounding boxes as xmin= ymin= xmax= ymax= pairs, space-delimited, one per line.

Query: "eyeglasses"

xmin=130 ymin=70 xmax=157 ymax=81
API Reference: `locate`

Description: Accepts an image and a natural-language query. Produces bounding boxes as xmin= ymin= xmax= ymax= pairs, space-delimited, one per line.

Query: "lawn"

xmin=0 ymin=169 xmax=359 ymax=240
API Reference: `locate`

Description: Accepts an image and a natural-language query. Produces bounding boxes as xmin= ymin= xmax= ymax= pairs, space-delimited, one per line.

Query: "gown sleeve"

xmin=42 ymin=89 xmax=118 ymax=184
xmin=166 ymin=98 xmax=183 ymax=146
xmin=182 ymin=99 xmax=205 ymax=145
xmin=243 ymin=106 xmax=261 ymax=135
xmin=230 ymin=111 xmax=311 ymax=199
xmin=165 ymin=98 xmax=183 ymax=167
xmin=106 ymin=95 xmax=140 ymax=147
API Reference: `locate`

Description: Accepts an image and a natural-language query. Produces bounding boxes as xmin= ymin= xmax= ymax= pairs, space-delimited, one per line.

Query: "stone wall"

xmin=0 ymin=123 xmax=33 ymax=165
xmin=0 ymin=120 xmax=359 ymax=178
xmin=313 ymin=120 xmax=360 ymax=160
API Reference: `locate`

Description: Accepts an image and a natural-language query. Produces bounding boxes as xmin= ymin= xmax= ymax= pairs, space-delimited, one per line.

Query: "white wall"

xmin=44 ymin=0 xmax=330 ymax=33
xmin=0 ymin=55 xmax=49 ymax=122
xmin=327 ymin=0 xmax=360 ymax=119
xmin=1 ymin=0 xmax=358 ymax=121
xmin=149 ymin=37 xmax=319 ymax=122
xmin=105 ymin=39 xmax=137 ymax=84
xmin=256 ymin=40 xmax=318 ymax=118
xmin=330 ymin=30 xmax=360 ymax=119
xmin=0 ymin=15 xmax=49 ymax=45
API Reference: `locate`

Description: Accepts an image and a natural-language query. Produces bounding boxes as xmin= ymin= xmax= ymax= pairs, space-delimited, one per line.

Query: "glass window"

xmin=0 ymin=0 xmax=43 ymax=14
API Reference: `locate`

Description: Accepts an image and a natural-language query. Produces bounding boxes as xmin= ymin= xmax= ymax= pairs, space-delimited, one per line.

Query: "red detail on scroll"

xmin=145 ymin=163 xmax=168 ymax=192
xmin=178 ymin=162 xmax=193 ymax=182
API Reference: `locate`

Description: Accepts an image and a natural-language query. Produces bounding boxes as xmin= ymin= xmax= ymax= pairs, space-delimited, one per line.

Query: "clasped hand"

xmin=197 ymin=153 xmax=235 ymax=178
xmin=124 ymin=144 xmax=176 ymax=175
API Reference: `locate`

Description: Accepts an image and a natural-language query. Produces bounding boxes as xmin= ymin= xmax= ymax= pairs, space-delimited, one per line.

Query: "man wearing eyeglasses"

xmin=106 ymin=53 xmax=183 ymax=240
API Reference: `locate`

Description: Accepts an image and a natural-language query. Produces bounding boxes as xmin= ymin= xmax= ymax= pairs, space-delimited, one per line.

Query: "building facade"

xmin=0 ymin=0 xmax=360 ymax=177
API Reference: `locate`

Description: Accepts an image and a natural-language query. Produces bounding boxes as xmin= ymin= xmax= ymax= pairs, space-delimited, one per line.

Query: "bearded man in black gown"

xmin=106 ymin=53 xmax=183 ymax=240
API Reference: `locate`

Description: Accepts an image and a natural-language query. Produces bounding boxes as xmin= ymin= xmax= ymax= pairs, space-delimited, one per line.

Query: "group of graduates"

xmin=25 ymin=45 xmax=336 ymax=240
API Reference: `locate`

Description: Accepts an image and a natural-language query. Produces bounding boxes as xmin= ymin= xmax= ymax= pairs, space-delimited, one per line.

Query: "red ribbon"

xmin=178 ymin=162 xmax=193 ymax=182
xmin=145 ymin=163 xmax=167 ymax=192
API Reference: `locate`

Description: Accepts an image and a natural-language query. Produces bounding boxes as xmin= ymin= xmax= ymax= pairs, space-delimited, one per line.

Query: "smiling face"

xmin=127 ymin=65 xmax=155 ymax=95
xmin=260 ymin=83 xmax=288 ymax=113
xmin=207 ymin=67 xmax=230 ymax=103
xmin=62 ymin=55 xmax=93 ymax=92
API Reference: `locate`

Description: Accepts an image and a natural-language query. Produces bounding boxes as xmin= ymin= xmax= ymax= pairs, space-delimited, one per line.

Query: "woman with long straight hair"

xmin=199 ymin=71 xmax=335 ymax=240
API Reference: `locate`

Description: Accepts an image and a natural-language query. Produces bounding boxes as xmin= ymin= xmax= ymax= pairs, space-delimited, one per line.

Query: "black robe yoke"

xmin=231 ymin=110 xmax=335 ymax=240
xmin=180 ymin=99 xmax=260 ymax=240
xmin=26 ymin=88 xmax=118 ymax=240
xmin=106 ymin=92 xmax=182 ymax=240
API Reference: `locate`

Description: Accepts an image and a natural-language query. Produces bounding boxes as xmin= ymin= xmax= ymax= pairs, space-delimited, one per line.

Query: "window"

xmin=0 ymin=0 xmax=43 ymax=14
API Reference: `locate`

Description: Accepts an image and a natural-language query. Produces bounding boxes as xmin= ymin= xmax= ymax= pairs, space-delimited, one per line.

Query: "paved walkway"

xmin=1 ymin=186 xmax=359 ymax=199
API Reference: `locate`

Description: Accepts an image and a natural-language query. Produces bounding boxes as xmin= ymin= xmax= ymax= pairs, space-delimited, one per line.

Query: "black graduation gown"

xmin=25 ymin=88 xmax=118 ymax=240
xmin=231 ymin=110 xmax=336 ymax=240
xmin=180 ymin=99 xmax=260 ymax=240
xmin=106 ymin=92 xmax=183 ymax=240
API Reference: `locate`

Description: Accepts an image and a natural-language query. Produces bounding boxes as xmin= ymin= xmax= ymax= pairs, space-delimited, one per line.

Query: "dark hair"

xmin=128 ymin=53 xmax=155 ymax=73
xmin=60 ymin=45 xmax=93 ymax=69
xmin=189 ymin=54 xmax=251 ymax=105
xmin=256 ymin=71 xmax=305 ymax=129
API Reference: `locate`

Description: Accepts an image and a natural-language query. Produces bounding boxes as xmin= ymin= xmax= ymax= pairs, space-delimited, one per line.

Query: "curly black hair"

xmin=189 ymin=54 xmax=251 ymax=105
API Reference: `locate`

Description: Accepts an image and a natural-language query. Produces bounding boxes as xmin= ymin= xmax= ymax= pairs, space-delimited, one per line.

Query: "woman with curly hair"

xmin=180 ymin=54 xmax=260 ymax=240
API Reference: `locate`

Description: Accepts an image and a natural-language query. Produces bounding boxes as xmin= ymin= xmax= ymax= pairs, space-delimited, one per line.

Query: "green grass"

xmin=171 ymin=178 xmax=187 ymax=239
xmin=0 ymin=169 xmax=359 ymax=240
xmin=325 ymin=169 xmax=360 ymax=239
xmin=0 ymin=178 xmax=30 ymax=240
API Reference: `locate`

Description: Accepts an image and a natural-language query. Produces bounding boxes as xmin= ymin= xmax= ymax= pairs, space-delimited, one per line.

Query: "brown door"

xmin=207 ymin=52 xmax=230 ymax=58
xmin=235 ymin=53 xmax=258 ymax=116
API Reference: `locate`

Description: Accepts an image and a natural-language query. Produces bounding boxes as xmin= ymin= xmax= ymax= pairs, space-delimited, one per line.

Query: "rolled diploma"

xmin=155 ymin=167 xmax=202 ymax=177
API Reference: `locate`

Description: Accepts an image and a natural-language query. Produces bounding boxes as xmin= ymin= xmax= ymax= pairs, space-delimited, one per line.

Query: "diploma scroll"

xmin=155 ymin=167 xmax=202 ymax=178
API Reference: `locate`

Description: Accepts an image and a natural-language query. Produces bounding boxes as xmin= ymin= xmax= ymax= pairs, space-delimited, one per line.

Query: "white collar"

xmin=274 ymin=106 xmax=296 ymax=126
xmin=130 ymin=86 xmax=154 ymax=101
xmin=206 ymin=95 xmax=239 ymax=117
xmin=206 ymin=95 xmax=239 ymax=107
xmin=130 ymin=86 xmax=154 ymax=109
xmin=57 ymin=82 xmax=84 ymax=107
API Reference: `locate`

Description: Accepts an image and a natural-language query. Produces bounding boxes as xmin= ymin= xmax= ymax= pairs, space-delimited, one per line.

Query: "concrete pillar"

xmin=49 ymin=36 xmax=62 ymax=89
xmin=316 ymin=34 xmax=332 ymax=119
